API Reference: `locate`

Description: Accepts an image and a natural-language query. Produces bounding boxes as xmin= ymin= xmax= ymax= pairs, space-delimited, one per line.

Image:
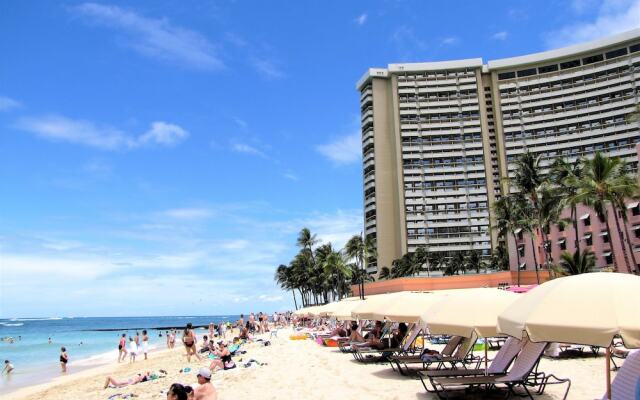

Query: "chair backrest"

xmin=452 ymin=332 xmax=478 ymax=359
xmin=401 ymin=324 xmax=419 ymax=351
xmin=487 ymin=337 xmax=524 ymax=374
xmin=442 ymin=336 xmax=463 ymax=357
xmin=604 ymin=350 xmax=640 ymax=400
xmin=497 ymin=341 xmax=548 ymax=382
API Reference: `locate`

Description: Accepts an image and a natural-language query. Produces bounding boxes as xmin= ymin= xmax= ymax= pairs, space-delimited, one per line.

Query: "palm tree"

xmin=488 ymin=244 xmax=510 ymax=271
xmin=275 ymin=264 xmax=298 ymax=309
xmin=558 ymin=248 xmax=596 ymax=275
xmin=493 ymin=194 xmax=529 ymax=286
xmin=412 ymin=247 xmax=428 ymax=276
xmin=322 ymin=248 xmax=352 ymax=300
xmin=549 ymin=158 xmax=583 ymax=254
xmin=574 ymin=152 xmax=638 ymax=272
xmin=427 ymin=251 xmax=444 ymax=274
xmin=536 ymin=187 xmax=563 ymax=268
xmin=613 ymin=193 xmax=640 ymax=274
xmin=465 ymin=251 xmax=482 ymax=274
xmin=512 ymin=152 xmax=545 ymax=283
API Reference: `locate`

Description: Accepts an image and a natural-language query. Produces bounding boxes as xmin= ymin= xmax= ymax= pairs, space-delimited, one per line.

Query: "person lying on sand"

xmin=104 ymin=371 xmax=150 ymax=388
xmin=194 ymin=368 xmax=218 ymax=400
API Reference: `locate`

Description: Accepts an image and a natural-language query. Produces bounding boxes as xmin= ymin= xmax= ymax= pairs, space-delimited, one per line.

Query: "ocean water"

xmin=0 ymin=315 xmax=238 ymax=393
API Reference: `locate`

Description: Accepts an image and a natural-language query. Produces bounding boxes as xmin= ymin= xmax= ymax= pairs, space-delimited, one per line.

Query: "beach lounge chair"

xmin=430 ymin=340 xmax=571 ymax=400
xmin=417 ymin=337 xmax=524 ymax=393
xmin=352 ymin=325 xmax=423 ymax=363
xmin=388 ymin=335 xmax=462 ymax=375
xmin=601 ymin=350 xmax=640 ymax=400
xmin=390 ymin=334 xmax=478 ymax=376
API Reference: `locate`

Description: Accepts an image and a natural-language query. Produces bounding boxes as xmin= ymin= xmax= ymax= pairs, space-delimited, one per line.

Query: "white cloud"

xmin=232 ymin=143 xmax=267 ymax=157
xmin=492 ymin=31 xmax=508 ymax=40
xmin=15 ymin=115 xmax=188 ymax=150
xmin=74 ymin=2 xmax=223 ymax=70
xmin=232 ymin=116 xmax=248 ymax=129
xmin=0 ymin=96 xmax=21 ymax=111
xmin=283 ymin=171 xmax=299 ymax=181
xmin=138 ymin=121 xmax=189 ymax=146
xmin=316 ymin=132 xmax=361 ymax=165
xmin=355 ymin=13 xmax=367 ymax=26
xmin=160 ymin=207 xmax=214 ymax=220
xmin=441 ymin=36 xmax=458 ymax=45
xmin=250 ymin=57 xmax=285 ymax=79
xmin=544 ymin=0 xmax=640 ymax=48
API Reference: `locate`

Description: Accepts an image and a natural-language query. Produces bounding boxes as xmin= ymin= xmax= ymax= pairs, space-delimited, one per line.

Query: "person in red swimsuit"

xmin=118 ymin=333 xmax=128 ymax=363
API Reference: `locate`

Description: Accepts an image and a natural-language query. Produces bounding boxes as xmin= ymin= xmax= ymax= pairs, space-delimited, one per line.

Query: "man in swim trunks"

xmin=194 ymin=368 xmax=217 ymax=400
xmin=2 ymin=360 xmax=14 ymax=375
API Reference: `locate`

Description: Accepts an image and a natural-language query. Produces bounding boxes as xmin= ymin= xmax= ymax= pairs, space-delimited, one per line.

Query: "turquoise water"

xmin=0 ymin=315 xmax=237 ymax=393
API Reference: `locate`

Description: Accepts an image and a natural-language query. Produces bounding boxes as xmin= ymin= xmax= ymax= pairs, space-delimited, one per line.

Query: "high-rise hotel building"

xmin=358 ymin=29 xmax=640 ymax=275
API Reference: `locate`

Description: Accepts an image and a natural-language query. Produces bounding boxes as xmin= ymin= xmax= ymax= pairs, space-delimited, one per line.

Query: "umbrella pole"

xmin=605 ymin=346 xmax=611 ymax=400
xmin=484 ymin=339 xmax=488 ymax=376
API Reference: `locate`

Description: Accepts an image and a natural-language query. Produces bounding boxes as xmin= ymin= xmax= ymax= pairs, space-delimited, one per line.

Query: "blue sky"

xmin=1 ymin=0 xmax=639 ymax=317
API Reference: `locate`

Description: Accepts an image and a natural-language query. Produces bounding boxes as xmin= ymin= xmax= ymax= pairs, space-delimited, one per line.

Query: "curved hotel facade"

xmin=358 ymin=29 xmax=640 ymax=275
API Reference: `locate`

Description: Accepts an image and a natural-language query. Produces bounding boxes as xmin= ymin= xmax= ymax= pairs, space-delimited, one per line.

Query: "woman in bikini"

xmin=209 ymin=341 xmax=235 ymax=371
xmin=103 ymin=371 xmax=150 ymax=388
xmin=182 ymin=323 xmax=201 ymax=362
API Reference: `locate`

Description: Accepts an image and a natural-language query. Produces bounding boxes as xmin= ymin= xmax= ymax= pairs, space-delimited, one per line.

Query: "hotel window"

xmin=600 ymin=232 xmax=610 ymax=244
xmin=581 ymin=213 xmax=591 ymax=226
xmin=629 ymin=202 xmax=640 ymax=216
xmin=603 ymin=252 xmax=613 ymax=265
xmin=518 ymin=245 xmax=525 ymax=257
xmin=634 ymin=226 xmax=640 ymax=239
xmin=585 ymin=233 xmax=593 ymax=246
xmin=558 ymin=239 xmax=567 ymax=251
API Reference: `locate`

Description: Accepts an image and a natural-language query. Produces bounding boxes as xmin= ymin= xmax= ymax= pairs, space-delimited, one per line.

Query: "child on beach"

xmin=129 ymin=337 xmax=138 ymax=363
xmin=142 ymin=329 xmax=149 ymax=360
xmin=59 ymin=347 xmax=68 ymax=372
xmin=2 ymin=360 xmax=14 ymax=375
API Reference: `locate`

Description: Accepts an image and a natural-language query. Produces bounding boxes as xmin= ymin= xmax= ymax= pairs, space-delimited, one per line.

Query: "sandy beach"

xmin=3 ymin=328 xmax=613 ymax=400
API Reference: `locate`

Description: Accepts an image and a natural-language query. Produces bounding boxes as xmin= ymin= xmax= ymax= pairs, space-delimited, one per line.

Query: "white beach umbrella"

xmin=420 ymin=288 xmax=519 ymax=374
xmin=332 ymin=299 xmax=365 ymax=321
xmin=368 ymin=291 xmax=447 ymax=323
xmin=421 ymin=288 xmax=518 ymax=338
xmin=318 ymin=298 xmax=360 ymax=317
xmin=350 ymin=292 xmax=407 ymax=320
xmin=497 ymin=272 xmax=640 ymax=400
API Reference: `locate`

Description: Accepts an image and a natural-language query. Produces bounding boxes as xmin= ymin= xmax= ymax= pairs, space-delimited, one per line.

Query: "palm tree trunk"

xmin=612 ymin=211 xmax=634 ymax=273
xmin=603 ymin=217 xmax=620 ymax=273
xmin=291 ymin=290 xmax=298 ymax=310
xmin=513 ymin=233 xmax=522 ymax=287
xmin=530 ymin=236 xmax=540 ymax=284
xmin=572 ymin=206 xmax=580 ymax=254
xmin=622 ymin=218 xmax=639 ymax=274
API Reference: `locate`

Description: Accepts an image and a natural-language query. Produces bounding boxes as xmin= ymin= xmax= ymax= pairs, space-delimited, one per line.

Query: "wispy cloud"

xmin=0 ymin=95 xmax=22 ymax=111
xmin=74 ymin=2 xmax=223 ymax=70
xmin=492 ymin=31 xmax=508 ymax=40
xmin=441 ymin=36 xmax=458 ymax=45
xmin=231 ymin=143 xmax=267 ymax=158
xmin=250 ymin=57 xmax=285 ymax=79
xmin=15 ymin=115 xmax=189 ymax=150
xmin=390 ymin=25 xmax=428 ymax=60
xmin=354 ymin=13 xmax=367 ymax=26
xmin=283 ymin=171 xmax=299 ymax=181
xmin=160 ymin=207 xmax=214 ymax=220
xmin=232 ymin=116 xmax=248 ymax=129
xmin=544 ymin=0 xmax=640 ymax=48
xmin=316 ymin=132 xmax=361 ymax=166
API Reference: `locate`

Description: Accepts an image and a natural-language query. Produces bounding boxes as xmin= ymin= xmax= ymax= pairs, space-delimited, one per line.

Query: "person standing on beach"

xmin=182 ymin=323 xmax=201 ymax=362
xmin=237 ymin=314 xmax=244 ymax=335
xmin=2 ymin=360 xmax=14 ymax=375
xmin=129 ymin=337 xmax=138 ymax=363
xmin=118 ymin=333 xmax=128 ymax=362
xmin=142 ymin=330 xmax=149 ymax=360
xmin=135 ymin=331 xmax=140 ymax=346
xmin=59 ymin=347 xmax=68 ymax=372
